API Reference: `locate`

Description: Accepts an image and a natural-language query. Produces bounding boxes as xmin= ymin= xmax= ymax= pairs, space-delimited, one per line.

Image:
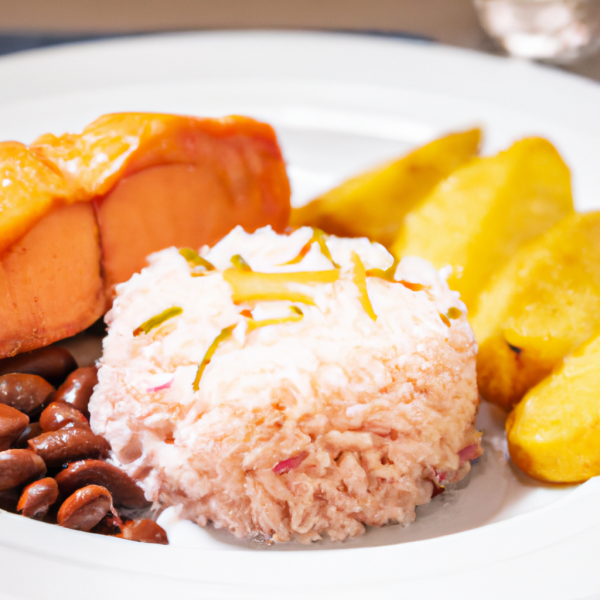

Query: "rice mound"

xmin=90 ymin=226 xmax=480 ymax=543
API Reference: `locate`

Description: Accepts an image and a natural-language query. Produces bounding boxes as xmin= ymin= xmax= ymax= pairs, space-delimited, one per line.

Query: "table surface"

xmin=0 ymin=0 xmax=598 ymax=80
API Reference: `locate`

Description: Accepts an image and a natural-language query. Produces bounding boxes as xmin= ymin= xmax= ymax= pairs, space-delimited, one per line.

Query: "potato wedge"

xmin=391 ymin=137 xmax=574 ymax=310
xmin=290 ymin=128 xmax=481 ymax=247
xmin=473 ymin=211 xmax=600 ymax=410
xmin=506 ymin=330 xmax=600 ymax=482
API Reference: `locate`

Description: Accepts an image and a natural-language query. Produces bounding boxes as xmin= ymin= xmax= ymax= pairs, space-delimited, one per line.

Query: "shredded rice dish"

xmin=90 ymin=226 xmax=480 ymax=542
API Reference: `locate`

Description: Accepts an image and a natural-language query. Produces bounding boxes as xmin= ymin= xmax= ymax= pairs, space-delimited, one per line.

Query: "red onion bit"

xmin=458 ymin=443 xmax=482 ymax=465
xmin=147 ymin=378 xmax=174 ymax=393
xmin=433 ymin=468 xmax=446 ymax=483
xmin=273 ymin=452 xmax=308 ymax=475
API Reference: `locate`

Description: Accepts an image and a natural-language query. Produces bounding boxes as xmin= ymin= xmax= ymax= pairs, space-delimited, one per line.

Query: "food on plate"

xmin=0 ymin=347 xmax=77 ymax=385
xmin=1 ymin=106 xmax=592 ymax=543
xmin=28 ymin=426 xmax=111 ymax=468
xmin=39 ymin=401 xmax=89 ymax=432
xmin=55 ymin=460 xmax=151 ymax=509
xmin=53 ymin=366 xmax=98 ymax=418
xmin=473 ymin=212 xmax=600 ymax=410
xmin=0 ymin=373 xmax=55 ymax=415
xmin=0 ymin=404 xmax=29 ymax=451
xmin=0 ymin=449 xmax=46 ymax=490
xmin=291 ymin=131 xmax=600 ymax=486
xmin=12 ymin=423 xmax=42 ymax=449
xmin=0 ymin=113 xmax=290 ymax=359
xmin=90 ymin=226 xmax=481 ymax=542
xmin=17 ymin=477 xmax=59 ymax=519
xmin=0 ymin=201 xmax=105 ymax=360
xmin=0 ymin=348 xmax=166 ymax=542
xmin=506 ymin=330 xmax=600 ymax=482
xmin=117 ymin=519 xmax=169 ymax=544
xmin=391 ymin=137 xmax=573 ymax=310
xmin=290 ymin=128 xmax=481 ymax=247
xmin=57 ymin=484 xmax=118 ymax=532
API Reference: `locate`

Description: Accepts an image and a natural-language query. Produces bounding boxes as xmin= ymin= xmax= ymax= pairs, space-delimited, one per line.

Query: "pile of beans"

xmin=0 ymin=346 xmax=167 ymax=544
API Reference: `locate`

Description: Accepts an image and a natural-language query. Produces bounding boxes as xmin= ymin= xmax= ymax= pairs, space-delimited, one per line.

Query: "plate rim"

xmin=0 ymin=30 xmax=599 ymax=599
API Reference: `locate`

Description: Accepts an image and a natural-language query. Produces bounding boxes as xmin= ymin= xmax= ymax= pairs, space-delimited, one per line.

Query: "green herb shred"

xmin=366 ymin=256 xmax=400 ymax=282
xmin=193 ymin=324 xmax=236 ymax=391
xmin=447 ymin=307 xmax=462 ymax=320
xmin=231 ymin=254 xmax=253 ymax=272
xmin=179 ymin=248 xmax=215 ymax=272
xmin=133 ymin=307 xmax=183 ymax=337
xmin=245 ymin=305 xmax=305 ymax=332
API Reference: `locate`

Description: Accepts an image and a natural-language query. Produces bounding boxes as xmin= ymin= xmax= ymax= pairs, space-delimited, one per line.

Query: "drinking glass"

xmin=474 ymin=0 xmax=600 ymax=63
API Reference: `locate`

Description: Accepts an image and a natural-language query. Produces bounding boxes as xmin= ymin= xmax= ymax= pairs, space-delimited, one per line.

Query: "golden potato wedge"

xmin=290 ymin=128 xmax=481 ymax=247
xmin=473 ymin=211 xmax=600 ymax=410
xmin=391 ymin=137 xmax=574 ymax=309
xmin=506 ymin=330 xmax=600 ymax=483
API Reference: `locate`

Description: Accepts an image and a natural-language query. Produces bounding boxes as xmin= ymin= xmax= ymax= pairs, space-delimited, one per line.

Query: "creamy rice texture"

xmin=90 ymin=226 xmax=480 ymax=542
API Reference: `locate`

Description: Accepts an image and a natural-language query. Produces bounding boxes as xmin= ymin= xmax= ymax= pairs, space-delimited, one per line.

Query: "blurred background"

xmin=0 ymin=0 xmax=598 ymax=80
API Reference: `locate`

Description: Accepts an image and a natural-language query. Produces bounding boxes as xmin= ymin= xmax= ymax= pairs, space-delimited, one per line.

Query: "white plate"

xmin=0 ymin=31 xmax=599 ymax=600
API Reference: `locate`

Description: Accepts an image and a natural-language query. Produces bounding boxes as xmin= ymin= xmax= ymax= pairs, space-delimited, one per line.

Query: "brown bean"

xmin=0 ymin=374 xmax=55 ymax=416
xmin=118 ymin=519 xmax=169 ymax=545
xmin=54 ymin=367 xmax=98 ymax=418
xmin=17 ymin=477 xmax=59 ymax=519
xmin=0 ymin=449 xmax=46 ymax=491
xmin=0 ymin=404 xmax=29 ymax=451
xmin=28 ymin=427 xmax=110 ymax=468
xmin=0 ymin=347 xmax=77 ymax=386
xmin=55 ymin=459 xmax=150 ymax=509
xmin=39 ymin=401 xmax=88 ymax=432
xmin=12 ymin=423 xmax=43 ymax=449
xmin=57 ymin=485 xmax=113 ymax=531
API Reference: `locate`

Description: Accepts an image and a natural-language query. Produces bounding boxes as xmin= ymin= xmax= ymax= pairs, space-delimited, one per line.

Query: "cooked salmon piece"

xmin=0 ymin=202 xmax=104 ymax=357
xmin=0 ymin=114 xmax=291 ymax=358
